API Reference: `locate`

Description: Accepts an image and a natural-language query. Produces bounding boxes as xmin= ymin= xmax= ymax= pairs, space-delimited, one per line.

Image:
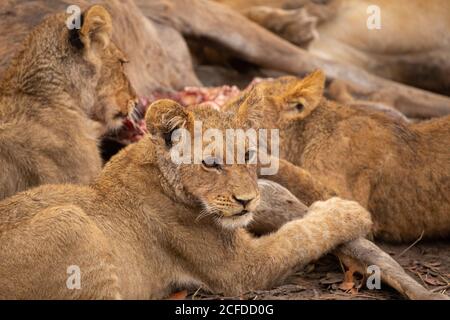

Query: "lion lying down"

xmin=0 ymin=5 xmax=137 ymax=201
xmin=224 ymin=71 xmax=450 ymax=242
xmin=111 ymin=70 xmax=449 ymax=244
xmin=0 ymin=100 xmax=372 ymax=299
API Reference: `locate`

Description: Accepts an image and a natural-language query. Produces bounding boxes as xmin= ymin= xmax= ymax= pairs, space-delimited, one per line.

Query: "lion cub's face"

xmin=70 ymin=5 xmax=137 ymax=132
xmin=146 ymin=100 xmax=261 ymax=230
xmin=225 ymin=71 xmax=326 ymax=129
xmin=93 ymin=43 xmax=137 ymax=132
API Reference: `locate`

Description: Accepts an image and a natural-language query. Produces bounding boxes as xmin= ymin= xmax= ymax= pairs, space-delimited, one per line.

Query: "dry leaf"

xmin=424 ymin=277 xmax=446 ymax=287
xmin=168 ymin=290 xmax=188 ymax=300
xmin=338 ymin=269 xmax=356 ymax=291
xmin=320 ymin=272 xmax=343 ymax=285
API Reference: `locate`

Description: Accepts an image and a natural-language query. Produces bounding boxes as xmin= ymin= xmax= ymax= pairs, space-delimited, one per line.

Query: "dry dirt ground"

xmin=182 ymin=240 xmax=450 ymax=300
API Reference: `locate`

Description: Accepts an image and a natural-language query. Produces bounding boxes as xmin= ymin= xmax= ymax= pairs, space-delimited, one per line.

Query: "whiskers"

xmin=127 ymin=104 xmax=147 ymax=136
xmin=195 ymin=203 xmax=221 ymax=223
xmin=130 ymin=105 xmax=143 ymax=124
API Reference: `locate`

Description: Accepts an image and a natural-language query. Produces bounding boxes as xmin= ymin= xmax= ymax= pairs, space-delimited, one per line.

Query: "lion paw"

xmin=309 ymin=197 xmax=373 ymax=238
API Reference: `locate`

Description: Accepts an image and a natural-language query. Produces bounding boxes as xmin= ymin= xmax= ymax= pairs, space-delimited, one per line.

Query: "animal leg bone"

xmin=253 ymin=179 xmax=448 ymax=300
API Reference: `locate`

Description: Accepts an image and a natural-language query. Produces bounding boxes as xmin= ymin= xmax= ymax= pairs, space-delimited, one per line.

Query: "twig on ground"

xmin=191 ymin=286 xmax=203 ymax=300
xmin=398 ymin=230 xmax=424 ymax=257
xmin=430 ymin=284 xmax=450 ymax=293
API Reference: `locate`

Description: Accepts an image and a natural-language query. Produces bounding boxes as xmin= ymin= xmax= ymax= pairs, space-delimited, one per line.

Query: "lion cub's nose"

xmin=233 ymin=195 xmax=254 ymax=208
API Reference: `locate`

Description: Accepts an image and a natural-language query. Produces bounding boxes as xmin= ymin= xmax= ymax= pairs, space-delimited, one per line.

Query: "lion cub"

xmin=224 ymin=71 xmax=450 ymax=242
xmin=0 ymin=5 xmax=137 ymax=200
xmin=0 ymin=99 xmax=371 ymax=299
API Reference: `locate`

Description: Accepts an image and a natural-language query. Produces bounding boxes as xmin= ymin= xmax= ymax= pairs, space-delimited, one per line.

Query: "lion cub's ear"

xmin=234 ymin=89 xmax=263 ymax=129
xmin=293 ymin=70 xmax=326 ymax=109
xmin=145 ymin=99 xmax=194 ymax=147
xmin=79 ymin=5 xmax=112 ymax=52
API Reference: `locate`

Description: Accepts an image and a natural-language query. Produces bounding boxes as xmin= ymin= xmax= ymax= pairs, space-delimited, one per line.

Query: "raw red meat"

xmin=112 ymin=83 xmax=252 ymax=144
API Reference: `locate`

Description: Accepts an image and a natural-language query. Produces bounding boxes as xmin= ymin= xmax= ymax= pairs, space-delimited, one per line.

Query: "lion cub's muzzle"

xmin=111 ymin=98 xmax=138 ymax=125
xmin=125 ymin=99 xmax=139 ymax=119
xmin=215 ymin=192 xmax=260 ymax=218
xmin=232 ymin=194 xmax=259 ymax=216
xmin=212 ymin=192 xmax=260 ymax=229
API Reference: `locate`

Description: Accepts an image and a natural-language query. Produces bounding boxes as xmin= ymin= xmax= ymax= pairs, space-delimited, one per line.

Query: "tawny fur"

xmin=0 ymin=100 xmax=372 ymax=299
xmin=217 ymin=0 xmax=450 ymax=94
xmin=224 ymin=71 xmax=450 ymax=242
xmin=0 ymin=5 xmax=137 ymax=200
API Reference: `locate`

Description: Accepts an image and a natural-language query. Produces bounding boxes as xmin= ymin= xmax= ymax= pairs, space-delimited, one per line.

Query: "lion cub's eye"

xmin=163 ymin=129 xmax=176 ymax=148
xmin=294 ymin=102 xmax=304 ymax=111
xmin=119 ymin=58 xmax=129 ymax=66
xmin=289 ymin=101 xmax=305 ymax=112
xmin=202 ymin=157 xmax=222 ymax=171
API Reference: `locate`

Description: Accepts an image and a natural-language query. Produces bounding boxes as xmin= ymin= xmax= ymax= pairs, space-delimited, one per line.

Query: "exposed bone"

xmin=337 ymin=238 xmax=449 ymax=300
xmin=135 ymin=0 xmax=450 ymax=118
xmin=4 ymin=0 xmax=450 ymax=118
xmin=218 ymin=1 xmax=450 ymax=95
xmin=253 ymin=179 xmax=449 ymax=300
xmin=249 ymin=179 xmax=308 ymax=235
xmin=243 ymin=6 xmax=318 ymax=48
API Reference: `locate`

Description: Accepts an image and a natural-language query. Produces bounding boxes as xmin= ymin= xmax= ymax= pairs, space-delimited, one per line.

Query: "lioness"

xmin=224 ymin=71 xmax=450 ymax=242
xmin=0 ymin=99 xmax=371 ymax=299
xmin=0 ymin=5 xmax=137 ymax=200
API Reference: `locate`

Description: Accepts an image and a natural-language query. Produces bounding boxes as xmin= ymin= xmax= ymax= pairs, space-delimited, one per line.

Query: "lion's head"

xmin=145 ymin=99 xmax=261 ymax=229
xmin=224 ymin=70 xmax=326 ymax=129
xmin=90 ymin=41 xmax=138 ymax=133
xmin=74 ymin=5 xmax=138 ymax=132
xmin=2 ymin=5 xmax=137 ymax=133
